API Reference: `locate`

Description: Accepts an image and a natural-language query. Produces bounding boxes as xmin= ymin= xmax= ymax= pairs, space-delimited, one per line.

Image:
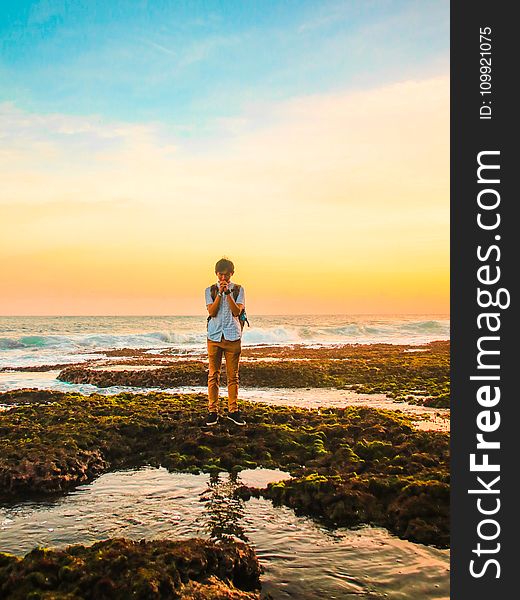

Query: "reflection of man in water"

xmin=200 ymin=472 xmax=248 ymax=542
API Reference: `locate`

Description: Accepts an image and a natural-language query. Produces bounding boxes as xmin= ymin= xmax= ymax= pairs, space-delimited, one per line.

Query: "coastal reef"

xmin=0 ymin=537 xmax=261 ymax=599
xmin=0 ymin=390 xmax=449 ymax=547
xmin=57 ymin=341 xmax=450 ymax=407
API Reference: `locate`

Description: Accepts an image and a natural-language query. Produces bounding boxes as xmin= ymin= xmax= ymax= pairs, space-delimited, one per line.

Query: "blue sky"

xmin=1 ymin=0 xmax=448 ymax=132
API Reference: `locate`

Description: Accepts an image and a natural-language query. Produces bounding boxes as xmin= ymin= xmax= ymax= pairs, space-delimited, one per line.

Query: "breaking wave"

xmin=0 ymin=320 xmax=448 ymax=351
xmin=0 ymin=315 xmax=449 ymax=368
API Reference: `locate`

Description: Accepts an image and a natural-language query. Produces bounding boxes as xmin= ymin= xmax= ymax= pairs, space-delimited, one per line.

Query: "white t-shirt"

xmin=205 ymin=282 xmax=245 ymax=342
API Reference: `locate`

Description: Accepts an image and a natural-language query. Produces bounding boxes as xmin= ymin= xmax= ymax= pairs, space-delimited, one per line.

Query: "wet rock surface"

xmin=0 ymin=390 xmax=449 ymax=547
xmin=0 ymin=537 xmax=261 ymax=599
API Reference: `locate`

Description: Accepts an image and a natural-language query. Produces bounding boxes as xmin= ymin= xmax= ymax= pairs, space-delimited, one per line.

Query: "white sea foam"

xmin=0 ymin=315 xmax=449 ymax=368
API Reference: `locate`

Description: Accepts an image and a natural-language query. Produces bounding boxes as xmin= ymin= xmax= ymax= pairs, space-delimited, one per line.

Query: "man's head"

xmin=215 ymin=257 xmax=234 ymax=282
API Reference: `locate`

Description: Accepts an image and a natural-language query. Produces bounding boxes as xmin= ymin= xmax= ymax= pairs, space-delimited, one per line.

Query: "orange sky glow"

xmin=1 ymin=77 xmax=449 ymax=315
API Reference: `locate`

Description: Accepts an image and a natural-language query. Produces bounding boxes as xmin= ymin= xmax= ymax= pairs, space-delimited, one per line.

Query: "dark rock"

xmin=0 ymin=537 xmax=261 ymax=599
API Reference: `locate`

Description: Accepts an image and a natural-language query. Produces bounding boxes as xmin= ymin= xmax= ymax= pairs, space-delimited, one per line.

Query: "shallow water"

xmin=0 ymin=370 xmax=449 ymax=432
xmin=0 ymin=466 xmax=449 ymax=599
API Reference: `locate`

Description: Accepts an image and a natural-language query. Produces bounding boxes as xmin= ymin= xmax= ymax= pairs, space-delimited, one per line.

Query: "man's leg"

xmin=223 ymin=339 xmax=241 ymax=413
xmin=207 ymin=339 xmax=224 ymax=413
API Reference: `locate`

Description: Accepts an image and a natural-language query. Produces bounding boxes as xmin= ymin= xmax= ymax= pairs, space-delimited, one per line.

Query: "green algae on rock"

xmin=247 ymin=473 xmax=450 ymax=548
xmin=0 ymin=389 xmax=449 ymax=547
xmin=57 ymin=341 xmax=450 ymax=407
xmin=0 ymin=537 xmax=261 ymax=599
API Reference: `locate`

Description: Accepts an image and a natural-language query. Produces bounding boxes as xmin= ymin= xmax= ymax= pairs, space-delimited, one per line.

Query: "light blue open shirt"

xmin=205 ymin=282 xmax=245 ymax=342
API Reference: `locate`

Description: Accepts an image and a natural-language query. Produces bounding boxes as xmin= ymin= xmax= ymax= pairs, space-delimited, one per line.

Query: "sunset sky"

xmin=0 ymin=0 xmax=449 ymax=316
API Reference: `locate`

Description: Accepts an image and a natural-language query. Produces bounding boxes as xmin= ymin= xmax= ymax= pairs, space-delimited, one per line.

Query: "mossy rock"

xmin=0 ymin=537 xmax=261 ymax=599
xmin=56 ymin=341 xmax=450 ymax=403
xmin=0 ymin=389 xmax=449 ymax=547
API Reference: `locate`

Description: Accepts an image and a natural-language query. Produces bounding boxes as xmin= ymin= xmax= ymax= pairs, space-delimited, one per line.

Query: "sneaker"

xmin=206 ymin=412 xmax=219 ymax=426
xmin=227 ymin=411 xmax=246 ymax=426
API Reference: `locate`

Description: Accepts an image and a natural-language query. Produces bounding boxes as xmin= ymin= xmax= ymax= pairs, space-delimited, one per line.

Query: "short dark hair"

xmin=215 ymin=257 xmax=234 ymax=273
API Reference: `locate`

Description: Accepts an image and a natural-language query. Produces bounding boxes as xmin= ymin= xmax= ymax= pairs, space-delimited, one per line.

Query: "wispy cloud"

xmin=0 ymin=75 xmax=448 ymax=217
xmin=297 ymin=0 xmax=356 ymax=33
xmin=0 ymin=0 xmax=448 ymax=126
xmin=140 ymin=39 xmax=177 ymax=57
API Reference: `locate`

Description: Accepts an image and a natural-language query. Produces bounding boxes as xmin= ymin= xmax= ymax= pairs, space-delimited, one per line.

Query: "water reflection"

xmin=199 ymin=472 xmax=248 ymax=542
xmin=0 ymin=468 xmax=449 ymax=599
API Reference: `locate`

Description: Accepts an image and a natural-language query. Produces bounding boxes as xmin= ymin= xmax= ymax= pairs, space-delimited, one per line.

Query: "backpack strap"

xmin=232 ymin=285 xmax=249 ymax=329
xmin=208 ymin=285 xmax=218 ymax=329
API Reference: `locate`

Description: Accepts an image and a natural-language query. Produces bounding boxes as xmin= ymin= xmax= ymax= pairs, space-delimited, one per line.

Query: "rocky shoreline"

xmin=0 ymin=537 xmax=262 ymax=599
xmin=54 ymin=341 xmax=449 ymax=408
xmin=0 ymin=389 xmax=449 ymax=548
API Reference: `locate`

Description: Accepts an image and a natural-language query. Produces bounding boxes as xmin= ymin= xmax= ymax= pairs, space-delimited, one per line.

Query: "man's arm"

xmin=207 ymin=295 xmax=222 ymax=317
xmin=226 ymin=285 xmax=245 ymax=317
xmin=226 ymin=294 xmax=243 ymax=317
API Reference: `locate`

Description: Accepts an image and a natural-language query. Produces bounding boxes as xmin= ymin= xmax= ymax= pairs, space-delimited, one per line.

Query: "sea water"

xmin=0 ymin=314 xmax=449 ymax=369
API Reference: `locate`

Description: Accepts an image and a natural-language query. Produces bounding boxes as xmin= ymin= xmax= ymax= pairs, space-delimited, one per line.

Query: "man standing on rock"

xmin=205 ymin=257 xmax=246 ymax=426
